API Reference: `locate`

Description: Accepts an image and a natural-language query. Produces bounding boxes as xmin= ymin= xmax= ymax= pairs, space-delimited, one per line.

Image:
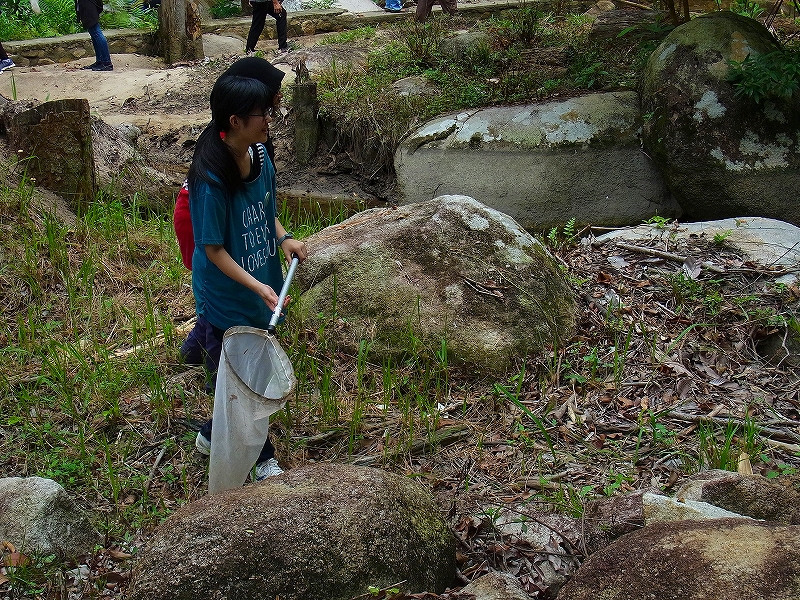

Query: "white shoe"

xmin=0 ymin=59 xmax=15 ymax=73
xmin=255 ymin=458 xmax=283 ymax=480
xmin=195 ymin=431 xmax=211 ymax=455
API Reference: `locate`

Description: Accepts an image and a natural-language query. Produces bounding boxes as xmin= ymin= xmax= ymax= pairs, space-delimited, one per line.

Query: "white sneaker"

xmin=255 ymin=458 xmax=283 ymax=481
xmin=195 ymin=431 xmax=211 ymax=455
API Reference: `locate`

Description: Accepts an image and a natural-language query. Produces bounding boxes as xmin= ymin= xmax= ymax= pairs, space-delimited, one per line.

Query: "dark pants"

xmin=415 ymin=0 xmax=457 ymax=20
xmin=246 ymin=1 xmax=288 ymax=53
xmin=86 ymin=22 xmax=112 ymax=63
xmin=181 ymin=315 xmax=276 ymax=462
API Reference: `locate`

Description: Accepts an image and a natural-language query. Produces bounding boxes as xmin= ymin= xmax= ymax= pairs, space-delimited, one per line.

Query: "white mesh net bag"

xmin=208 ymin=326 xmax=296 ymax=494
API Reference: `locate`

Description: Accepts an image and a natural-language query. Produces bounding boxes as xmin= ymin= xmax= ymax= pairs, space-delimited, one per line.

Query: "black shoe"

xmin=91 ymin=62 xmax=114 ymax=71
xmin=81 ymin=62 xmax=98 ymax=70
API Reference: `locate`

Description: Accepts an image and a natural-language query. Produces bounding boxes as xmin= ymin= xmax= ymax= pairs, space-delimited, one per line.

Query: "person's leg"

xmin=201 ymin=317 xmax=224 ymax=389
xmin=246 ymin=2 xmax=269 ymax=53
xmin=264 ymin=2 xmax=288 ymax=51
xmin=86 ymin=22 xmax=112 ymax=65
xmin=179 ymin=322 xmax=205 ymax=365
xmin=415 ymin=0 xmax=433 ymax=21
xmin=439 ymin=0 xmax=457 ymax=16
xmin=195 ymin=317 xmax=224 ymax=448
xmin=0 ymin=42 xmax=8 ymax=61
xmin=195 ymin=320 xmax=277 ymax=469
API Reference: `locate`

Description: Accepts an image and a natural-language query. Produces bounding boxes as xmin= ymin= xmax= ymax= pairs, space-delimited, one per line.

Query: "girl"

xmin=188 ymin=69 xmax=306 ymax=480
xmin=173 ymin=57 xmax=285 ymax=273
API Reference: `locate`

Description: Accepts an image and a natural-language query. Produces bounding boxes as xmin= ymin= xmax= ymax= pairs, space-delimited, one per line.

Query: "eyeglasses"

xmin=247 ymin=108 xmax=274 ymax=120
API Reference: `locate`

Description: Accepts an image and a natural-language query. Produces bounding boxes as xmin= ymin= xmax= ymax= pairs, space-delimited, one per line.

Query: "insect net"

xmin=208 ymin=326 xmax=295 ymax=494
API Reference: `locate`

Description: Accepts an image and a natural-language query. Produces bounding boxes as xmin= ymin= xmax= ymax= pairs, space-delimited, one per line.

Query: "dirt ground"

xmin=0 ymin=34 xmax=390 ymax=205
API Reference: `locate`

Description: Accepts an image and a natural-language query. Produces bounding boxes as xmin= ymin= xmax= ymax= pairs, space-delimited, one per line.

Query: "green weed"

xmin=321 ymin=26 xmax=376 ymax=45
xmin=728 ymin=50 xmax=800 ymax=104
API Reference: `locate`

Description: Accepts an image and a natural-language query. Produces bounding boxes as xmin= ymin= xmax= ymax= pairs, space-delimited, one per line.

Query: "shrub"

xmin=727 ymin=49 xmax=800 ymax=103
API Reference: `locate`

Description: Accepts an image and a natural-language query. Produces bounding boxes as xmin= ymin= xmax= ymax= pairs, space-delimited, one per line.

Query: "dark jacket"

xmin=75 ymin=0 xmax=103 ymax=29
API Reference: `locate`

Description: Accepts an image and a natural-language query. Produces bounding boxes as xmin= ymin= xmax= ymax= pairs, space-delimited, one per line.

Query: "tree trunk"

xmin=158 ymin=0 xmax=205 ymax=65
xmin=8 ymin=98 xmax=96 ymax=215
xmin=293 ymin=81 xmax=319 ymax=167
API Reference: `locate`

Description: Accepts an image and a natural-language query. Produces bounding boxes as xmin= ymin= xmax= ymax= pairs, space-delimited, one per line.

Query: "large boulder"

xmin=130 ymin=463 xmax=455 ymax=600
xmin=294 ymin=195 xmax=576 ymax=374
xmin=557 ymin=519 xmax=800 ymax=599
xmin=394 ymin=92 xmax=680 ymax=231
xmin=0 ymin=477 xmax=101 ymax=559
xmin=640 ymin=11 xmax=800 ymax=225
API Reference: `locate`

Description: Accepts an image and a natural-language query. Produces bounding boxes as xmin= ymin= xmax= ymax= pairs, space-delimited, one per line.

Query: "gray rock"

xmin=395 ymin=93 xmax=681 ymax=231
xmin=439 ymin=31 xmax=491 ymax=62
xmin=460 ymin=571 xmax=533 ymax=600
xmin=676 ymin=471 xmax=800 ymax=524
xmin=581 ymin=489 xmax=649 ymax=553
xmin=643 ymin=491 xmax=749 ymax=524
xmin=130 ymin=463 xmax=455 ymax=600
xmin=116 ymin=122 xmax=142 ymax=145
xmin=0 ymin=477 xmax=101 ymax=559
xmin=640 ymin=12 xmax=800 ymax=225
xmin=588 ymin=9 xmax=668 ymax=41
xmin=391 ymin=75 xmax=439 ymax=97
xmin=294 ymin=195 xmax=576 ymax=374
xmin=557 ymin=519 xmax=800 ymax=600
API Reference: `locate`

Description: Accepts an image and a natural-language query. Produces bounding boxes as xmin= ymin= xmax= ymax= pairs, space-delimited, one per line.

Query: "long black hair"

xmin=188 ymin=74 xmax=274 ymax=197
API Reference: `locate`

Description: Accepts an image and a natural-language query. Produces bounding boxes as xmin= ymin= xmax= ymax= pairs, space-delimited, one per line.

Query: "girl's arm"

xmin=205 ymin=244 xmax=282 ymax=310
xmin=274 ymin=218 xmax=308 ymax=265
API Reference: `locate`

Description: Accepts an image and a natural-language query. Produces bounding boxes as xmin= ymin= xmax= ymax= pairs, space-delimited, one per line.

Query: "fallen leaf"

xmin=3 ymin=552 xmax=29 ymax=568
xmin=682 ymin=257 xmax=702 ymax=279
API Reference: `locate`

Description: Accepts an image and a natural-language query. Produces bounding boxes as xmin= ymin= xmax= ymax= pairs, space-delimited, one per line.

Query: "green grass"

xmin=1 ymin=0 xmax=157 ymax=40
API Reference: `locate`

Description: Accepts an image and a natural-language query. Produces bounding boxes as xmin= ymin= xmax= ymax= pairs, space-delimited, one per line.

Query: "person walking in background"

xmin=75 ymin=0 xmax=113 ymax=71
xmin=415 ymin=0 xmax=457 ymax=20
xmin=245 ymin=0 xmax=289 ymax=56
xmin=0 ymin=43 xmax=15 ymax=73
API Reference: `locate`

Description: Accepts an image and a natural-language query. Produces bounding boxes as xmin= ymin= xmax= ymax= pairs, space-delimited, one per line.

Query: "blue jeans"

xmin=87 ymin=22 xmax=111 ymax=64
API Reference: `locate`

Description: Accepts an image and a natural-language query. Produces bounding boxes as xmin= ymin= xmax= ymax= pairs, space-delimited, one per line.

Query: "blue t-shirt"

xmin=189 ymin=144 xmax=284 ymax=331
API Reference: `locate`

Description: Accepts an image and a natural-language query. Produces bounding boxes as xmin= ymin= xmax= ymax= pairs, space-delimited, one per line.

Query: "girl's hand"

xmin=280 ymin=238 xmax=307 ymax=265
xmin=272 ymin=0 xmax=282 ymax=13
xmin=255 ymin=282 xmax=280 ymax=311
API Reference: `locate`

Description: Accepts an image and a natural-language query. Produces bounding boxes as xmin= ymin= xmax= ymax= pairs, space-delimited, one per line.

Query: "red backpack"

xmin=173 ymin=181 xmax=193 ymax=270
